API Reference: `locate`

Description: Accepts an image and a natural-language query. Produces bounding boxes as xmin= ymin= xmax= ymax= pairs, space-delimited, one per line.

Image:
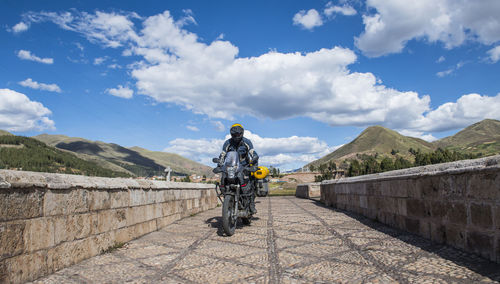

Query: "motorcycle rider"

xmin=218 ymin=123 xmax=259 ymax=214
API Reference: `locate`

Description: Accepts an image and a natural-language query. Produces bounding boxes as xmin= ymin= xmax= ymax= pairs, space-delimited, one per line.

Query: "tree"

xmin=309 ymin=165 xmax=316 ymax=172
xmin=380 ymin=157 xmax=394 ymax=172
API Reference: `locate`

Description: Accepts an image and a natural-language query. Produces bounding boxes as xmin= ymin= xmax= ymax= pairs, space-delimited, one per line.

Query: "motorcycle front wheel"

xmin=222 ymin=195 xmax=236 ymax=236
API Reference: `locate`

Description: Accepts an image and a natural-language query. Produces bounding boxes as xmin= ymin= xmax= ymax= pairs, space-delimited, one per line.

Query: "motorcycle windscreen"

xmin=223 ymin=151 xmax=240 ymax=167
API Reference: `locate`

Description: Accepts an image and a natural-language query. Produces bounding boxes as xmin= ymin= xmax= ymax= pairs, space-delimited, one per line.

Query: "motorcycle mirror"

xmin=213 ymin=167 xmax=222 ymax=174
xmin=212 ymin=157 xmax=219 ymax=163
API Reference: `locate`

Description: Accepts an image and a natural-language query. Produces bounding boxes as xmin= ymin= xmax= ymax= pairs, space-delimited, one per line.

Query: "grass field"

xmin=268 ymin=182 xmax=296 ymax=196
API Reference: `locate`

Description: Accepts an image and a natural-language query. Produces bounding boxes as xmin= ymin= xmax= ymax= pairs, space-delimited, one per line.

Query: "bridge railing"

xmin=0 ymin=170 xmax=218 ymax=283
xmin=318 ymin=155 xmax=500 ymax=264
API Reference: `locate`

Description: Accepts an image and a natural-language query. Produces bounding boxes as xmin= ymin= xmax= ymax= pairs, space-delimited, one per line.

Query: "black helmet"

xmin=230 ymin=123 xmax=244 ymax=143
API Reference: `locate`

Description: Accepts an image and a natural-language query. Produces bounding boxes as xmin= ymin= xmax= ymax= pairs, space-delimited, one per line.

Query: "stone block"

xmin=470 ymin=203 xmax=493 ymax=229
xmin=24 ymin=217 xmax=55 ymax=252
xmin=110 ymin=190 xmax=129 ymax=208
xmin=447 ymin=203 xmax=467 ymax=225
xmin=405 ymin=179 xmax=419 ymax=198
xmin=445 ymin=225 xmax=465 ymax=249
xmin=366 ymin=181 xmax=382 ymax=196
xmin=430 ymin=201 xmax=448 ymax=219
xmin=407 ymin=199 xmax=427 ymax=219
xmin=54 ymin=213 xmax=92 ymax=244
xmin=495 ymin=206 xmax=500 ymax=230
xmin=405 ymin=218 xmax=420 ymax=234
xmin=194 ymin=198 xmax=200 ymax=208
xmin=48 ymin=238 xmax=94 ymax=272
xmin=466 ymin=231 xmax=494 ymax=260
xmin=466 ymin=171 xmax=500 ymax=200
xmin=439 ymin=175 xmax=466 ymax=200
xmin=161 ymin=201 xmax=175 ymax=216
xmin=0 ymin=221 xmax=26 ymax=259
xmin=389 ymin=180 xmax=409 ymax=198
xmin=43 ymin=189 xmax=88 ymax=216
xmin=115 ymin=226 xmax=135 ymax=244
xmin=430 ymin=223 xmax=446 ymax=243
xmin=367 ymin=196 xmax=378 ymax=210
xmin=145 ymin=190 xmax=156 ymax=204
xmin=0 ymin=189 xmax=44 ymax=222
xmin=3 ymin=249 xmax=48 ymax=283
xmin=419 ymin=220 xmax=431 ymax=239
xmin=91 ymin=231 xmax=116 ymax=255
xmin=418 ymin=176 xmax=441 ymax=199
xmin=144 ymin=204 xmax=156 ymax=221
xmin=129 ymin=189 xmax=147 ymax=206
xmin=359 ymin=196 xmax=368 ymax=209
xmin=397 ymin=199 xmax=407 ymax=216
xmin=395 ymin=215 xmax=406 ymax=231
xmin=97 ymin=209 xmax=127 ymax=233
xmin=87 ymin=190 xmax=111 ymax=211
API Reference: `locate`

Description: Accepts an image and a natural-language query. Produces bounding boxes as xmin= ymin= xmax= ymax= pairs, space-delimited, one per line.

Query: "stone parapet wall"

xmin=296 ymin=183 xmax=321 ymax=199
xmin=320 ymin=155 xmax=500 ymax=263
xmin=0 ymin=170 xmax=218 ymax=283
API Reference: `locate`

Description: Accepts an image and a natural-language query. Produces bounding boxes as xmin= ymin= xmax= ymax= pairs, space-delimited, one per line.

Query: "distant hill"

xmin=433 ymin=119 xmax=500 ymax=156
xmin=34 ymin=134 xmax=212 ymax=177
xmin=129 ymin=146 xmax=213 ymax=178
xmin=0 ymin=130 xmax=13 ymax=136
xmin=0 ymin=134 xmax=129 ymax=177
xmin=308 ymin=125 xmax=434 ymax=168
xmin=308 ymin=119 xmax=500 ymax=169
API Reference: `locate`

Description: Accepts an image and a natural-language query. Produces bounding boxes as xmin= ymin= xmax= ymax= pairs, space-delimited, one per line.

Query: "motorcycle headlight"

xmin=227 ymin=166 xmax=237 ymax=179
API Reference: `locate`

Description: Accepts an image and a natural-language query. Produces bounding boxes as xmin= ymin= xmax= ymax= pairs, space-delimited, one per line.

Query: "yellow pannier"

xmin=252 ymin=166 xmax=269 ymax=179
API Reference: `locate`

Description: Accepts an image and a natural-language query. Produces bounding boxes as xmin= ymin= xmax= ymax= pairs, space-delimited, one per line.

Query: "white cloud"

xmin=12 ymin=22 xmax=29 ymax=33
xmin=106 ymin=85 xmax=133 ymax=99
xmin=437 ymin=56 xmax=445 ymax=63
xmin=93 ymin=56 xmax=108 ymax=65
xmin=398 ymin=130 xmax=437 ymax=142
xmin=163 ymin=130 xmax=338 ymax=169
xmin=409 ymin=93 xmax=500 ymax=132
xmin=356 ymin=0 xmax=500 ymax=57
xmin=436 ymin=61 xmax=465 ymax=77
xmin=0 ymin=89 xmax=55 ymax=131
xmin=107 ymin=63 xmax=121 ymax=69
xmin=17 ymin=50 xmax=54 ymax=64
xmin=23 ymin=10 xmax=140 ymax=48
xmin=211 ymin=121 xmax=225 ymax=132
xmin=324 ymin=2 xmax=357 ymax=17
xmin=18 ymin=78 xmax=61 ymax=93
xmin=186 ymin=125 xmax=199 ymax=131
xmin=24 ymin=9 xmax=500 ymax=135
xmin=487 ymin=46 xmax=500 ymax=63
xmin=293 ymin=9 xmax=323 ymax=30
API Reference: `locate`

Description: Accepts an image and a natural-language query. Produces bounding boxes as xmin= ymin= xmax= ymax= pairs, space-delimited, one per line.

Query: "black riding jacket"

xmin=219 ymin=137 xmax=259 ymax=167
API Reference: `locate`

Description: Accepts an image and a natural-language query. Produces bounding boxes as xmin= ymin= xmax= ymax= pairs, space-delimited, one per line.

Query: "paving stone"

xmin=32 ymin=196 xmax=500 ymax=284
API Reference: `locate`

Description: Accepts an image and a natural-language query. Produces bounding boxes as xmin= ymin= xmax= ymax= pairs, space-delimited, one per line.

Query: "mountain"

xmin=34 ymin=134 xmax=213 ymax=177
xmin=0 ymin=134 xmax=129 ymax=177
xmin=308 ymin=119 xmax=500 ymax=169
xmin=129 ymin=147 xmax=213 ymax=177
xmin=0 ymin=130 xmax=13 ymax=136
xmin=433 ymin=119 xmax=500 ymax=156
xmin=308 ymin=126 xmax=434 ymax=168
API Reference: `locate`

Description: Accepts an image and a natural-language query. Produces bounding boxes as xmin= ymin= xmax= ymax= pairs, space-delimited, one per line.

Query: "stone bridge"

xmin=1 ymin=155 xmax=500 ymax=283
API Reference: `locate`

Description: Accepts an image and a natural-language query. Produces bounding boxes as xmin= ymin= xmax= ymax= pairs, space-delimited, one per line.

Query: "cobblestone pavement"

xmin=33 ymin=196 xmax=500 ymax=283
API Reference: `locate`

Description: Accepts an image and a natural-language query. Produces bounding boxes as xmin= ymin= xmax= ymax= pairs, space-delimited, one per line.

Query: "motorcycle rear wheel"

xmin=222 ymin=195 xmax=236 ymax=236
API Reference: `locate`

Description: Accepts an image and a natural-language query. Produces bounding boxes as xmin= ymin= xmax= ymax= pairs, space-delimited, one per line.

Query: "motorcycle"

xmin=212 ymin=151 xmax=258 ymax=236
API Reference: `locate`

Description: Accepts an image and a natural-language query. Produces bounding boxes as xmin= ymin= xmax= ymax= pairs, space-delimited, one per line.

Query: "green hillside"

xmin=0 ymin=135 xmax=130 ymax=177
xmin=129 ymin=147 xmax=213 ymax=177
xmin=433 ymin=119 xmax=500 ymax=156
xmin=0 ymin=130 xmax=13 ymax=136
xmin=309 ymin=125 xmax=434 ymax=167
xmin=34 ymin=134 xmax=212 ymax=177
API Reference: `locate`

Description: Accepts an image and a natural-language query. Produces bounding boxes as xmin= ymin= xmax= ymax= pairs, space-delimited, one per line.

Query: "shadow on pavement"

xmin=205 ymin=216 xmax=261 ymax=237
xmin=309 ymin=198 xmax=500 ymax=282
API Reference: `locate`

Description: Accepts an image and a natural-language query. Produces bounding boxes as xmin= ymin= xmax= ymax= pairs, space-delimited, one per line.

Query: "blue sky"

xmin=1 ymin=0 xmax=500 ymax=170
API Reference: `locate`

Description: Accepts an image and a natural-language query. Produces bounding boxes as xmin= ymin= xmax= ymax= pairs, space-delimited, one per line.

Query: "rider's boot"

xmin=250 ymin=195 xmax=257 ymax=214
